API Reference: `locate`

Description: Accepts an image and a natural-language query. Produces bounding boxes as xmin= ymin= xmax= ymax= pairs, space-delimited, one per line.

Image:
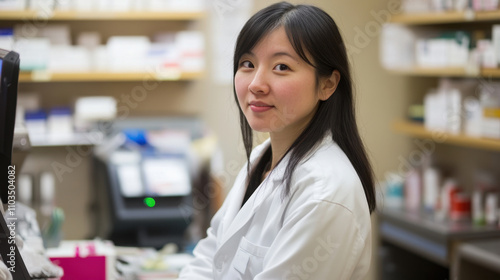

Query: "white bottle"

xmin=485 ymin=193 xmax=499 ymax=225
xmin=423 ymin=167 xmax=440 ymax=212
xmin=472 ymin=190 xmax=485 ymax=225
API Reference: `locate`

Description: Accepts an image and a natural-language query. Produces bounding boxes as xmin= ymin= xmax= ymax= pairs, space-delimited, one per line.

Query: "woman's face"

xmin=235 ymin=27 xmax=323 ymax=137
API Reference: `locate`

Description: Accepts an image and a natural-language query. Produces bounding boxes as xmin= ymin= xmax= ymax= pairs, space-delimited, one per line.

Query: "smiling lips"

xmin=249 ymin=101 xmax=274 ymax=112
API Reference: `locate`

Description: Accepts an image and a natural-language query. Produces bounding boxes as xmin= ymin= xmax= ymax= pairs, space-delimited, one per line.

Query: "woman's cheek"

xmin=234 ymin=76 xmax=247 ymax=109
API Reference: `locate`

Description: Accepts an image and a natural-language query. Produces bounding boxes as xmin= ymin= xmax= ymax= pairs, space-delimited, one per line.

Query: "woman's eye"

xmin=240 ymin=61 xmax=254 ymax=68
xmin=274 ymin=64 xmax=289 ymax=71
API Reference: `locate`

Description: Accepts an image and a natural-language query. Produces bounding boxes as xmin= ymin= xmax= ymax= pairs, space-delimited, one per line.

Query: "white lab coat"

xmin=178 ymin=134 xmax=372 ymax=280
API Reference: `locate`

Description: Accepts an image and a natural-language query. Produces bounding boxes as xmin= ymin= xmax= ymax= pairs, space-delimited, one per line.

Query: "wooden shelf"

xmin=390 ymin=11 xmax=472 ymax=25
xmin=387 ymin=67 xmax=476 ymax=77
xmin=390 ymin=10 xmax=500 ymax=25
xmin=0 ymin=10 xmax=205 ymax=21
xmin=392 ymin=120 xmax=500 ymax=152
xmin=29 ymin=132 xmax=103 ymax=147
xmin=18 ymin=70 xmax=204 ymax=82
xmin=480 ymin=67 xmax=500 ymax=77
xmin=387 ymin=67 xmax=500 ymax=78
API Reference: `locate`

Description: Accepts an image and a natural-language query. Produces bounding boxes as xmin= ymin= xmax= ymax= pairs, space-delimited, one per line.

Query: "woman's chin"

xmin=248 ymin=124 xmax=272 ymax=133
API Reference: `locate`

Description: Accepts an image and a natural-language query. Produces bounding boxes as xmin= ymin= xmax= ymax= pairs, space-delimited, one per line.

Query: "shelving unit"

xmin=0 ymin=10 xmax=205 ymax=21
xmin=19 ymin=70 xmax=204 ymax=82
xmin=1 ymin=7 xmax=208 ymax=242
xmin=392 ymin=120 xmax=500 ymax=152
xmin=389 ymin=9 xmax=500 ymax=25
xmin=382 ymin=4 xmax=500 ymax=279
xmin=1 ymin=8 xmax=206 ymax=146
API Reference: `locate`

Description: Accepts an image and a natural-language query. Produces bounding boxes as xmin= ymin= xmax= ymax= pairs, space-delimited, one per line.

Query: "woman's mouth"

xmin=249 ymin=101 xmax=274 ymax=112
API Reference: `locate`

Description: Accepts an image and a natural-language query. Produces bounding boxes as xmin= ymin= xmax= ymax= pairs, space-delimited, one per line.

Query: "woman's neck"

xmin=269 ymin=127 xmax=303 ymax=170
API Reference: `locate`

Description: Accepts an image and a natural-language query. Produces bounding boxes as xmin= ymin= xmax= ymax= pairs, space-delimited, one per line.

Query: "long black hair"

xmin=233 ymin=2 xmax=376 ymax=213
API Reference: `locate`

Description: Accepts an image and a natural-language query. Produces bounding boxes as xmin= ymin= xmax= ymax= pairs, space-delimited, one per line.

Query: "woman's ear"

xmin=319 ymin=70 xmax=340 ymax=101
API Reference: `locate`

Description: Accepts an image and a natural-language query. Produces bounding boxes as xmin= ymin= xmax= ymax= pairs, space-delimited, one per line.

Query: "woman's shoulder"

xmin=290 ymin=136 xmax=367 ymax=212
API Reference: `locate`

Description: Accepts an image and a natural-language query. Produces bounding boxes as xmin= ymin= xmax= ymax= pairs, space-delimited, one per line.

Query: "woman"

xmin=178 ymin=2 xmax=376 ymax=279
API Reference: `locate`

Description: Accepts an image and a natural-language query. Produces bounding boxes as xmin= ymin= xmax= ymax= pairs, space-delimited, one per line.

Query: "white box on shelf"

xmin=74 ymin=0 xmax=97 ymax=11
xmin=481 ymin=117 xmax=500 ymax=138
xmin=446 ymin=88 xmax=462 ymax=134
xmin=110 ymin=0 xmax=133 ymax=11
xmin=431 ymin=0 xmax=453 ymax=11
xmin=48 ymin=107 xmax=74 ymax=137
xmin=14 ymin=38 xmax=51 ymax=71
xmin=54 ymin=0 xmax=72 ymax=11
xmin=29 ymin=0 xmax=55 ymax=12
xmin=448 ymin=33 xmax=470 ymax=67
xmin=96 ymin=0 xmax=113 ymax=11
xmin=167 ymin=0 xmax=205 ymax=11
xmin=131 ymin=0 xmax=147 ymax=11
xmin=146 ymin=43 xmax=179 ymax=71
xmin=479 ymin=82 xmax=500 ymax=138
xmin=91 ymin=46 xmax=109 ymax=71
xmin=49 ymin=46 xmax=91 ymax=72
xmin=25 ymin=110 xmax=48 ymax=142
xmin=477 ymin=40 xmax=498 ymax=68
xmin=380 ymin=24 xmax=416 ymax=70
xmin=176 ymin=31 xmax=204 ymax=72
xmin=107 ymin=36 xmax=151 ymax=72
xmin=424 ymin=89 xmax=448 ymax=132
xmin=148 ymin=0 xmax=167 ymax=11
xmin=454 ymin=0 xmax=469 ymax=10
xmin=464 ymin=96 xmax=483 ymax=137
xmin=74 ymin=96 xmax=117 ymax=132
xmin=492 ymin=25 xmax=500 ymax=66
xmin=77 ymin=32 xmax=102 ymax=49
xmin=0 ymin=28 xmax=14 ymax=51
xmin=402 ymin=0 xmax=432 ymax=13
xmin=14 ymin=24 xmax=71 ymax=46
xmin=0 ymin=0 xmax=27 ymax=10
xmin=41 ymin=24 xmax=72 ymax=45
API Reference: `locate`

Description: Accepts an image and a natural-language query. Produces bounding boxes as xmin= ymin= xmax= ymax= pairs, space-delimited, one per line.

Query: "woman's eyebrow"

xmin=271 ymin=52 xmax=299 ymax=62
xmin=245 ymin=51 xmax=299 ymax=62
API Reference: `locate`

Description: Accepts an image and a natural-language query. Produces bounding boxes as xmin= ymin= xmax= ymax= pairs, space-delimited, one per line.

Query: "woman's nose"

xmin=248 ymin=69 xmax=270 ymax=94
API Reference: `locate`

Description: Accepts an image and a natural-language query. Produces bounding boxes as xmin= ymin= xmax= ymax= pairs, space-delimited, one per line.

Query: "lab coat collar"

xmin=219 ymin=132 xmax=332 ymax=248
xmin=219 ymin=138 xmax=288 ymax=247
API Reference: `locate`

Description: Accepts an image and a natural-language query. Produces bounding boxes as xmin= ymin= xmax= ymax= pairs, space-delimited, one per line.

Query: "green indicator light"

xmin=144 ymin=197 xmax=156 ymax=207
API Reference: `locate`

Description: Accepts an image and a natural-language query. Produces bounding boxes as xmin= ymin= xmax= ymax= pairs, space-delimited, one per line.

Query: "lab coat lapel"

xmin=220 ymin=168 xmax=247 ymax=234
xmin=219 ymin=151 xmax=287 ymax=248
xmin=219 ymin=140 xmax=270 ymax=235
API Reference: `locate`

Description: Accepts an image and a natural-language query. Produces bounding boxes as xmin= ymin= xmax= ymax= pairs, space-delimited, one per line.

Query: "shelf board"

xmin=389 ymin=9 xmax=500 ymax=24
xmin=475 ymin=9 xmax=500 ymax=21
xmin=390 ymin=11 xmax=472 ymax=24
xmin=18 ymin=70 xmax=204 ymax=82
xmin=387 ymin=67 xmax=500 ymax=77
xmin=392 ymin=120 xmax=500 ymax=152
xmin=387 ymin=67 xmax=476 ymax=77
xmin=481 ymin=67 xmax=500 ymax=77
xmin=0 ymin=10 xmax=205 ymax=21
xmin=29 ymin=132 xmax=103 ymax=147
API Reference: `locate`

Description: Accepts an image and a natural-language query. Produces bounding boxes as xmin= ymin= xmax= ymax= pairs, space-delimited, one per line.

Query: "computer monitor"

xmin=0 ymin=49 xmax=31 ymax=279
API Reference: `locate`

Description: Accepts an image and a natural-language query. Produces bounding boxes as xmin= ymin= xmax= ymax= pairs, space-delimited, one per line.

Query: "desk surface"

xmin=381 ymin=207 xmax=500 ymax=239
xmin=458 ymin=239 xmax=500 ymax=273
xmin=379 ymin=207 xmax=500 ymax=266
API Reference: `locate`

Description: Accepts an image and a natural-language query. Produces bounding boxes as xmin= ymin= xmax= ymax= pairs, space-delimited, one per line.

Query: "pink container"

xmin=48 ymin=242 xmax=111 ymax=280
